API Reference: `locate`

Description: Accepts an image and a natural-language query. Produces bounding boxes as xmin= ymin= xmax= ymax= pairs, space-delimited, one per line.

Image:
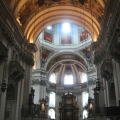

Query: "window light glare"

xmin=81 ymin=73 xmax=87 ymax=83
xmin=47 ymin=26 xmax=52 ymax=30
xmin=62 ymin=23 xmax=70 ymax=33
xmin=49 ymin=73 xmax=56 ymax=83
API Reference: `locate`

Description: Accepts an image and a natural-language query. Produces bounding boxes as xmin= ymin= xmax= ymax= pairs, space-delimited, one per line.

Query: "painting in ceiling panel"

xmin=41 ymin=48 xmax=52 ymax=60
xmin=83 ymin=0 xmax=104 ymax=22
xmin=19 ymin=2 xmax=37 ymax=26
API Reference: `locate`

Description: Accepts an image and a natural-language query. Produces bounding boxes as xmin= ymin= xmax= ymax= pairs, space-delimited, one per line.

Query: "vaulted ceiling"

xmin=5 ymin=0 xmax=107 ymax=43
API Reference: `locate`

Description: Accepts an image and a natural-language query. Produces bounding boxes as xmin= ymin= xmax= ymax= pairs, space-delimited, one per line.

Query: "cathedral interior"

xmin=0 ymin=0 xmax=120 ymax=120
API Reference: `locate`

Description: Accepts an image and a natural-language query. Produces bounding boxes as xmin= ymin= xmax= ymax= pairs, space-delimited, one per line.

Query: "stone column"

xmin=15 ymin=81 xmax=21 ymax=120
xmin=0 ymin=49 xmax=11 ymax=120
xmin=23 ymin=64 xmax=32 ymax=106
xmin=56 ymin=93 xmax=61 ymax=120
xmin=93 ymin=88 xmax=100 ymax=113
xmin=112 ymin=59 xmax=119 ymax=106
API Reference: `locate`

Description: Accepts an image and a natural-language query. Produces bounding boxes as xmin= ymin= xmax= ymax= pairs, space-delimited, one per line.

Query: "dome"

xmin=38 ymin=23 xmax=92 ymax=51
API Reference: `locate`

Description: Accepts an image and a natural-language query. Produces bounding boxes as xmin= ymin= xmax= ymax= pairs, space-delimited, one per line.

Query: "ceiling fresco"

xmin=13 ymin=0 xmax=106 ymax=43
xmin=17 ymin=0 xmax=104 ymax=27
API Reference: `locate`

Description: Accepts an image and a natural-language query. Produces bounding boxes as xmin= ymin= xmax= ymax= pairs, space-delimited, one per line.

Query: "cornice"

xmin=33 ymin=78 xmax=95 ymax=94
xmin=32 ymin=79 xmax=47 ymax=86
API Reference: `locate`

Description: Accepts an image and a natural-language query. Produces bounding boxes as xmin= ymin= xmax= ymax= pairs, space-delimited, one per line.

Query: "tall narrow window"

xmin=64 ymin=74 xmax=73 ymax=85
xmin=49 ymin=92 xmax=55 ymax=107
xmin=62 ymin=23 xmax=70 ymax=33
xmin=81 ymin=73 xmax=87 ymax=83
xmin=82 ymin=92 xmax=88 ymax=107
xmin=49 ymin=73 xmax=56 ymax=83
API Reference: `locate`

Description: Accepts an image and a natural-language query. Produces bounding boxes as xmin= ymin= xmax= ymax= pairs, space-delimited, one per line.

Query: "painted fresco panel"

xmin=44 ymin=31 xmax=53 ymax=43
xmin=61 ymin=36 xmax=72 ymax=44
xmin=80 ymin=31 xmax=88 ymax=41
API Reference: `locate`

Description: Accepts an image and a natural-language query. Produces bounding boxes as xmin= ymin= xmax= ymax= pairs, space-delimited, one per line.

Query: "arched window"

xmin=48 ymin=109 xmax=55 ymax=119
xmin=49 ymin=92 xmax=55 ymax=107
xmin=83 ymin=110 xmax=88 ymax=119
xmin=64 ymin=74 xmax=73 ymax=85
xmin=81 ymin=73 xmax=87 ymax=83
xmin=6 ymin=84 xmax=15 ymax=100
xmin=82 ymin=92 xmax=88 ymax=107
xmin=49 ymin=73 xmax=56 ymax=83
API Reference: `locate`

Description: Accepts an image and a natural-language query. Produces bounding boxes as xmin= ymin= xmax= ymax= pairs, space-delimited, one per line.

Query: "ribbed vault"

xmin=46 ymin=52 xmax=87 ymax=72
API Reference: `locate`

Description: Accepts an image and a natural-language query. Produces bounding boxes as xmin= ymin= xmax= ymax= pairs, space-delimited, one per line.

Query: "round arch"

xmin=46 ymin=51 xmax=87 ymax=71
xmin=23 ymin=6 xmax=100 ymax=43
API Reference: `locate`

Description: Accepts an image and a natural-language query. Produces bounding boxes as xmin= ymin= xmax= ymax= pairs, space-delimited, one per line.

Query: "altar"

xmin=59 ymin=92 xmax=79 ymax=120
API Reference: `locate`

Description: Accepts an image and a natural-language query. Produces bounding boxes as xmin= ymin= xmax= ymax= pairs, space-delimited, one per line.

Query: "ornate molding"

xmin=40 ymin=80 xmax=47 ymax=85
xmin=32 ymin=79 xmax=47 ymax=86
xmin=9 ymin=61 xmax=25 ymax=82
xmin=0 ymin=41 xmax=8 ymax=64
xmin=28 ymin=43 xmax=38 ymax=53
xmin=32 ymin=79 xmax=40 ymax=85
xmin=46 ymin=80 xmax=95 ymax=94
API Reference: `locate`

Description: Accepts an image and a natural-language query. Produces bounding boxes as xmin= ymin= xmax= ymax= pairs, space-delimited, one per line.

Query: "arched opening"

xmin=48 ymin=109 xmax=55 ymax=119
xmin=49 ymin=73 xmax=56 ymax=84
xmin=82 ymin=92 xmax=88 ymax=107
xmin=81 ymin=73 xmax=87 ymax=83
xmin=6 ymin=83 xmax=16 ymax=100
xmin=49 ymin=92 xmax=55 ymax=107
xmin=5 ymin=83 xmax=16 ymax=120
xmin=64 ymin=74 xmax=73 ymax=85
xmin=83 ymin=110 xmax=88 ymax=119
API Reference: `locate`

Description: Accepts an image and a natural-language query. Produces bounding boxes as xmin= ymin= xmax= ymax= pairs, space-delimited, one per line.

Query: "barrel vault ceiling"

xmin=5 ymin=0 xmax=107 ymax=43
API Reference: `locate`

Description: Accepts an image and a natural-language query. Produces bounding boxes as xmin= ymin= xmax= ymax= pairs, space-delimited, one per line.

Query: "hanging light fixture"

xmin=1 ymin=61 xmax=7 ymax=92
xmin=96 ymin=78 xmax=101 ymax=91
xmin=1 ymin=80 xmax=7 ymax=92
